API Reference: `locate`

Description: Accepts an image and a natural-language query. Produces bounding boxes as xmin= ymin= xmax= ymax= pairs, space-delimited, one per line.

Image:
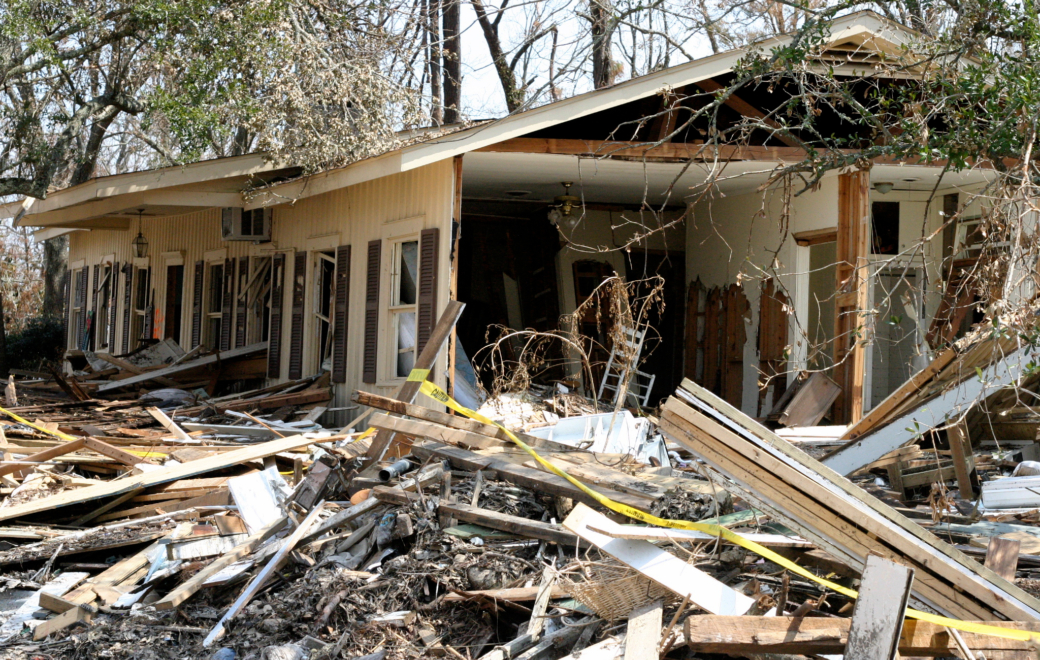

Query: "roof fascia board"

xmin=26 ymin=190 xmax=245 ymax=228
xmin=33 ymin=227 xmax=89 ymax=241
xmin=21 ymin=153 xmax=279 ymax=219
xmin=244 ymin=150 xmax=403 ymax=209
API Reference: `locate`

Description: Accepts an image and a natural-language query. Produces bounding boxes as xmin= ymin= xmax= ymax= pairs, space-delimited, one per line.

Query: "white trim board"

xmin=822 ymin=341 xmax=1040 ymax=475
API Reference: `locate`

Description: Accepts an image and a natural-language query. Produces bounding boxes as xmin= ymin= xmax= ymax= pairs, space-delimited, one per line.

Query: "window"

xmin=389 ymin=239 xmax=419 ymax=378
xmin=131 ymin=267 xmax=150 ymax=348
xmin=71 ymin=269 xmax=85 ymax=349
xmin=95 ymin=264 xmax=113 ymax=350
xmin=313 ymin=251 xmax=336 ymax=371
xmin=205 ymin=262 xmax=224 ymax=349
xmin=165 ymin=264 xmax=185 ymax=343
xmin=871 ymin=201 xmax=900 ymax=255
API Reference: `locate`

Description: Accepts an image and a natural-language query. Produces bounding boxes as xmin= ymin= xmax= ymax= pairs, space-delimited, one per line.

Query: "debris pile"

xmin=6 ymin=312 xmax=1040 ymax=660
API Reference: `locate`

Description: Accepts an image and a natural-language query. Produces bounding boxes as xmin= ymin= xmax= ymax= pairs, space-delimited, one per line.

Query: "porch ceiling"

xmin=462 ymin=152 xmax=995 ymax=206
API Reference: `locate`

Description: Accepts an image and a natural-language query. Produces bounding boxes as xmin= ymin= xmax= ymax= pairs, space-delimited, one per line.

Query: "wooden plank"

xmin=832 ymin=169 xmax=871 ymax=424
xmin=0 ymin=432 xmax=341 ymax=523
xmin=203 ymin=502 xmax=325 ymax=647
xmin=38 ymin=592 xmax=96 ymax=615
xmin=586 ymin=522 xmax=812 ymax=548
xmin=623 ymin=599 xmax=662 ymax=660
xmin=410 ymin=441 xmax=656 ymax=512
xmin=96 ymin=342 xmax=267 ymax=392
xmin=370 ymin=413 xmax=509 ymax=450
xmin=0 ymin=571 xmax=88 ymax=642
xmin=83 ymin=437 xmax=156 ymax=467
xmin=146 ymin=406 xmax=195 ymax=442
xmin=777 ymin=373 xmax=841 ymax=428
xmin=0 ymin=438 xmax=85 ymax=478
xmin=662 ymin=380 xmax=1040 ymax=621
xmin=683 ymin=616 xmax=1040 ymax=657
xmin=32 ymin=604 xmax=92 ymax=640
xmin=439 ymin=500 xmax=586 ymax=548
xmin=846 ymin=555 xmax=914 ymax=660
xmin=443 ymin=586 xmax=569 ymax=603
xmin=154 ymin=517 xmax=286 ymax=610
xmin=70 ymin=488 xmax=144 ymax=526
xmin=364 ymin=301 xmax=465 ymax=464
xmin=947 ymin=420 xmax=976 ymax=498
xmin=563 ymin=503 xmax=755 ymax=616
xmin=986 ymin=537 xmax=1022 ymax=582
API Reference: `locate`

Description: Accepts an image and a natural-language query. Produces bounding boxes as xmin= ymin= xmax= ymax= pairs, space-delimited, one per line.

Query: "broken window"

xmin=206 ymin=262 xmax=224 ymax=349
xmin=871 ymin=201 xmax=900 ymax=255
xmin=244 ymin=257 xmax=273 ymax=344
xmin=313 ymin=250 xmax=336 ymax=372
xmin=389 ymin=239 xmax=419 ymax=378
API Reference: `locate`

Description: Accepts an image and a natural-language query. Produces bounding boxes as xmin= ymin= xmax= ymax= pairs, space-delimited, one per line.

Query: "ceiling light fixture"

xmin=874 ymin=182 xmax=894 ymax=194
xmin=131 ymin=208 xmax=148 ymax=258
xmin=548 ymin=181 xmax=581 ymax=229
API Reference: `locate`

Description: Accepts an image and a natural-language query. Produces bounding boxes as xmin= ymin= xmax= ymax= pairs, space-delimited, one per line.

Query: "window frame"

xmin=387 ymin=236 xmax=420 ymax=380
xmin=95 ymin=260 xmax=114 ymax=350
xmin=70 ymin=261 xmax=86 ymax=350
xmin=312 ymin=250 xmax=337 ymax=372
xmin=131 ymin=261 xmax=150 ymax=349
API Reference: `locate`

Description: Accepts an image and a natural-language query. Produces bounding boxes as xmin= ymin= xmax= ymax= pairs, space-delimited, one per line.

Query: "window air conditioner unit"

xmin=221 ymin=207 xmax=272 ymax=242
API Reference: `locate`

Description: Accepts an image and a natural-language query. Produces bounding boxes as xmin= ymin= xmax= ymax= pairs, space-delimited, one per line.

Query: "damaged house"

xmin=6 ymin=11 xmax=995 ymax=428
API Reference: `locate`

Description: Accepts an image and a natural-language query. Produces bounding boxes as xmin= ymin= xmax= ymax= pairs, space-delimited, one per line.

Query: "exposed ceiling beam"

xmin=694 ymin=78 xmax=802 ymax=148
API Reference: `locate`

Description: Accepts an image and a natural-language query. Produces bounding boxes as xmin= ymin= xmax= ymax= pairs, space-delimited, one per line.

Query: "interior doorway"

xmin=625 ymin=250 xmax=685 ymax=405
xmin=868 ymin=269 xmax=921 ymax=409
xmin=806 ymin=242 xmax=837 ymax=371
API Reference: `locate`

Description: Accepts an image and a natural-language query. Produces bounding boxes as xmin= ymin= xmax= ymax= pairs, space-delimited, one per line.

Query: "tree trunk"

xmin=443 ymin=0 xmax=462 ymax=123
xmin=428 ymin=0 xmax=444 ymax=125
xmin=470 ymin=0 xmax=524 ymax=112
xmin=590 ymin=0 xmax=613 ymax=89
xmin=42 ymin=234 xmax=68 ymax=320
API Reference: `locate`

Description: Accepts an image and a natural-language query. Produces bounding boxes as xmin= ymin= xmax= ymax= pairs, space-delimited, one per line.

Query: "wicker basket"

xmin=563 ymin=561 xmax=678 ymax=621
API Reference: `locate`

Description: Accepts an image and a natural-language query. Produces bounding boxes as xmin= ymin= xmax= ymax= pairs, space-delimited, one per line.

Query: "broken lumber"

xmin=96 ymin=342 xmax=267 ymax=392
xmin=0 ymin=431 xmax=343 ymax=523
xmin=683 ymin=616 xmax=1040 ymax=657
xmin=658 ymin=378 xmax=1040 ymax=621
xmin=845 ymin=555 xmax=914 ymax=660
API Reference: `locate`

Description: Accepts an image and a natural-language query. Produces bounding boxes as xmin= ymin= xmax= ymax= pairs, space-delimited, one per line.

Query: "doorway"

xmin=625 ymin=250 xmax=685 ymax=405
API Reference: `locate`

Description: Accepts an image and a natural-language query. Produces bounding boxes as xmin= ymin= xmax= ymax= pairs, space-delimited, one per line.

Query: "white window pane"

xmin=396 ymin=311 xmax=416 ymax=377
xmin=398 ymin=241 xmax=418 ymax=305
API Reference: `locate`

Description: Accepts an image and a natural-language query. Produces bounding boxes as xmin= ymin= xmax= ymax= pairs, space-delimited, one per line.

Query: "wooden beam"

xmin=32 ymin=604 xmax=92 ymax=640
xmin=369 ymin=413 xmax=508 ymax=450
xmin=83 ymin=437 xmax=156 ymax=467
xmin=832 ymin=169 xmax=871 ymax=424
xmin=0 ymin=438 xmax=85 ymax=478
xmin=846 ymin=555 xmax=915 ymax=660
xmin=0 ymin=432 xmax=342 ymax=523
xmin=684 ymin=616 xmax=1040 ymax=656
xmin=985 ymin=537 xmax=1022 ymax=582
xmin=947 ymin=420 xmax=977 ymax=498
xmin=792 ymin=227 xmax=838 ymax=246
xmin=364 ymin=301 xmax=465 ymax=464
xmin=95 ymin=342 xmax=268 ymax=392
xmin=695 ymin=79 xmax=801 ymax=148
xmin=439 ymin=500 xmax=587 ymax=548
xmin=623 ymin=599 xmax=663 ymax=660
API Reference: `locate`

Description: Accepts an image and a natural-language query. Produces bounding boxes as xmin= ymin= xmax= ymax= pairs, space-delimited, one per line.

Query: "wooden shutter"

xmin=121 ymin=265 xmax=133 ymax=354
xmin=75 ymin=266 xmax=88 ymax=349
xmin=142 ymin=267 xmax=154 ymax=341
xmin=108 ymin=262 xmax=119 ymax=349
xmin=416 ymin=228 xmax=440 ymax=354
xmin=332 ymin=245 xmax=351 ymax=384
xmin=220 ymin=257 xmax=235 ymax=351
xmin=235 ymin=258 xmax=248 ymax=348
xmin=362 ymin=240 xmax=381 ymax=384
xmin=90 ymin=264 xmax=100 ymax=350
xmin=62 ymin=269 xmax=71 ymax=350
xmin=287 ymin=252 xmax=307 ymax=379
xmin=191 ymin=260 xmax=204 ymax=348
xmin=267 ymin=253 xmax=286 ymax=378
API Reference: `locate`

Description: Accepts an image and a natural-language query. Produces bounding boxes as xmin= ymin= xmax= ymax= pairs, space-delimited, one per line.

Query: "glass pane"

xmin=398 ymin=241 xmax=418 ymax=305
xmin=396 ymin=311 xmax=416 ymax=377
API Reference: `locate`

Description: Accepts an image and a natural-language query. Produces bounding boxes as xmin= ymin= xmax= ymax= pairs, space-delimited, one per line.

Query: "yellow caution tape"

xmin=410 ymin=371 xmax=1039 ymax=643
xmin=0 ymin=406 xmax=80 ymax=442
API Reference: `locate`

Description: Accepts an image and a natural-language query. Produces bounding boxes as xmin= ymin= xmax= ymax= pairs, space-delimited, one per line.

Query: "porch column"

xmin=833 ymin=168 xmax=871 ymax=424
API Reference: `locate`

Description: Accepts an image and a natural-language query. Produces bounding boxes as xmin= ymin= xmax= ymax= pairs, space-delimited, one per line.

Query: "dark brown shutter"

xmin=191 ymin=260 xmax=204 ymax=348
xmin=235 ymin=258 xmax=248 ymax=348
xmin=287 ymin=252 xmax=307 ymax=379
xmin=108 ymin=262 xmax=119 ymax=349
xmin=142 ymin=267 xmax=154 ymax=341
xmin=362 ymin=240 xmax=381 ymax=384
xmin=62 ymin=269 xmax=71 ymax=350
xmin=75 ymin=266 xmax=88 ymax=349
xmin=267 ymin=253 xmax=286 ymax=378
xmin=90 ymin=264 xmax=100 ymax=350
xmin=332 ymin=245 xmax=351 ymax=384
xmin=121 ymin=265 xmax=133 ymax=354
xmin=416 ymin=228 xmax=440 ymax=354
xmin=220 ymin=257 xmax=235 ymax=351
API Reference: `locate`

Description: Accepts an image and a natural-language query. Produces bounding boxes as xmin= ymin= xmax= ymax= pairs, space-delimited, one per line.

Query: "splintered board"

xmin=0 ymin=433 xmax=339 ymax=523
xmin=658 ymin=378 xmax=1040 ymax=621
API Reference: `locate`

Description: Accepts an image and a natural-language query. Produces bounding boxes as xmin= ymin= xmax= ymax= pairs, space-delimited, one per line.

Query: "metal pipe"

xmin=378 ymin=458 xmax=415 ymax=482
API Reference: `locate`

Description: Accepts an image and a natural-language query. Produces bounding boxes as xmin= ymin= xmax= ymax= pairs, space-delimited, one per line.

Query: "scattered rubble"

xmin=6 ymin=316 xmax=1040 ymax=660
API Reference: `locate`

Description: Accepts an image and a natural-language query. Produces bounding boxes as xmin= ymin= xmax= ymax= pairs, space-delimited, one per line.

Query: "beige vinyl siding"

xmin=67 ymin=161 xmax=455 ymax=425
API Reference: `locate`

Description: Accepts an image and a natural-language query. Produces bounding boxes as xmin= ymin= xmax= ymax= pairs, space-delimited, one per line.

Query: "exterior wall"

xmin=686 ymin=175 xmax=986 ymax=416
xmin=67 ymin=160 xmax=456 ymax=425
